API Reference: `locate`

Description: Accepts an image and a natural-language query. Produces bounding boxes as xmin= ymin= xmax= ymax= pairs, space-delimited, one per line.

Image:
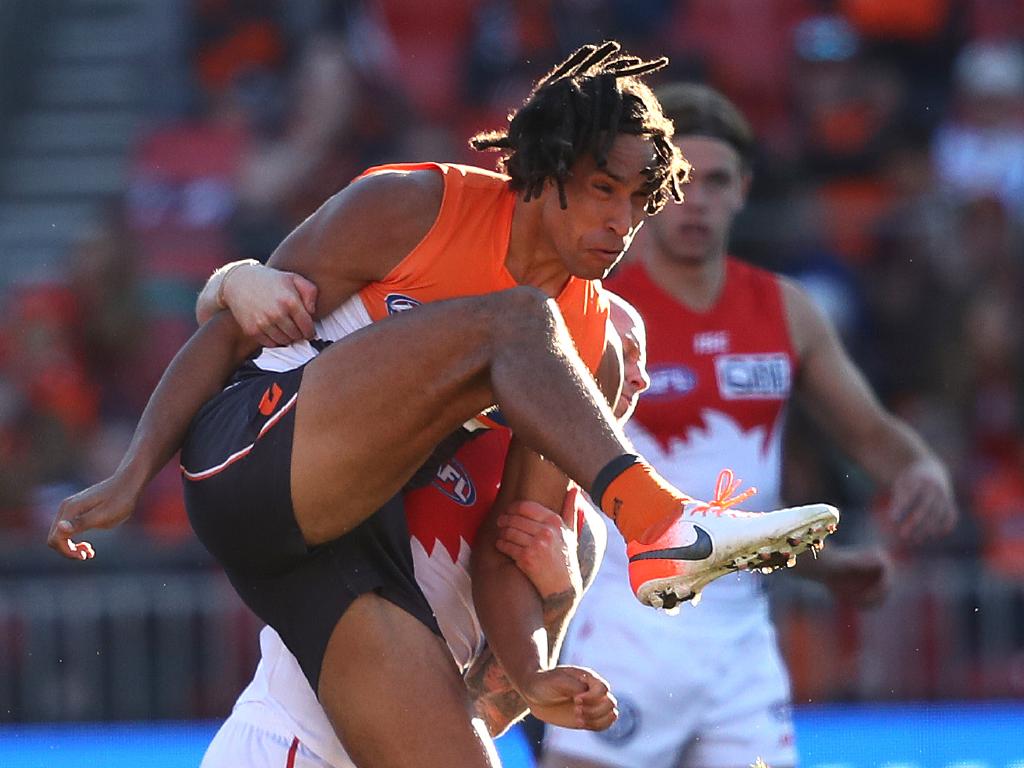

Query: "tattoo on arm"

xmin=465 ymin=647 xmax=530 ymax=737
xmin=466 ymin=492 xmax=605 ymax=733
xmin=577 ymin=517 xmax=598 ymax=592
xmin=465 ymin=587 xmax=579 ymax=736
xmin=541 ymin=588 xmax=576 ymax=633
xmin=541 ymin=586 xmax=576 ymax=666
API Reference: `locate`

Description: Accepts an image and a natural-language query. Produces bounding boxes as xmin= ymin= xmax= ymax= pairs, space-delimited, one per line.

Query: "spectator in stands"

xmin=932 ymin=40 xmax=1024 ymax=221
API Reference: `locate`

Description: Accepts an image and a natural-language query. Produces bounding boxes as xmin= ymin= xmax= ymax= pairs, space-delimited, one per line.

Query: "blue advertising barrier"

xmin=1 ymin=703 xmax=1022 ymax=768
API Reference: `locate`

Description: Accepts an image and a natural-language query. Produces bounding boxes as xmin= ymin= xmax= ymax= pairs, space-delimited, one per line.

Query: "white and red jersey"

xmin=598 ymin=256 xmax=799 ymax=634
xmin=230 ymin=429 xmax=511 ymax=765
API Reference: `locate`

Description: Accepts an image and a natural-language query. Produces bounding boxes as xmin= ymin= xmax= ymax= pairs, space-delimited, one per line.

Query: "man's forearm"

xmin=465 ymin=645 xmax=525 ymax=737
xmin=541 ymin=586 xmax=576 ymax=664
xmin=472 ymin=545 xmax=549 ymax=692
xmin=851 ymin=416 xmax=937 ymax=488
xmin=466 ymin=589 xmax=577 ymax=736
xmin=116 ymin=313 xmax=256 ymax=487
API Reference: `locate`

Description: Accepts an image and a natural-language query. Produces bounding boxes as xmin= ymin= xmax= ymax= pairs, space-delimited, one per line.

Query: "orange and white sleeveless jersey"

xmin=251 ymin=162 xmax=609 ymax=380
xmin=602 ymin=256 xmax=799 ymax=628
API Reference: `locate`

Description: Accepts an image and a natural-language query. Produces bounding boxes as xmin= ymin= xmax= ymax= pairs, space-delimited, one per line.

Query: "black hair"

xmin=470 ymin=41 xmax=689 ymax=213
xmin=654 ymin=82 xmax=755 ymax=167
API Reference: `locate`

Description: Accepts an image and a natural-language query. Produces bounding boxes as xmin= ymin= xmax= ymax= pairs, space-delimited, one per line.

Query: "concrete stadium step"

xmin=8 ymin=110 xmax=141 ymax=154
xmin=62 ymin=0 xmax=150 ymax=12
xmin=1 ymin=154 xmax=126 ymax=197
xmin=0 ymin=201 xmax=98 ymax=245
xmin=33 ymin=63 xmax=141 ymax=109
xmin=0 ymin=242 xmax=67 ymax=283
xmin=44 ymin=15 xmax=149 ymax=62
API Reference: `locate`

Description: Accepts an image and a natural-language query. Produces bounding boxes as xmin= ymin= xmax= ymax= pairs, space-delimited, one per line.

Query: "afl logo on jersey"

xmin=432 ymin=459 xmax=477 ymax=506
xmin=385 ymin=293 xmax=422 ymax=314
xmin=645 ymin=364 xmax=697 ymax=399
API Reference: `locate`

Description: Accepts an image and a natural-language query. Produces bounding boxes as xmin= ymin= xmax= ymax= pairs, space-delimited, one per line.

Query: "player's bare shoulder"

xmin=267 ymin=169 xmax=445 ymax=310
xmin=335 ymin=169 xmax=445 ymax=277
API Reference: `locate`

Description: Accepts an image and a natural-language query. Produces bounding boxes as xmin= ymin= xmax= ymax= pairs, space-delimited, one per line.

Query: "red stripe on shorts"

xmin=286 ymin=736 xmax=300 ymax=768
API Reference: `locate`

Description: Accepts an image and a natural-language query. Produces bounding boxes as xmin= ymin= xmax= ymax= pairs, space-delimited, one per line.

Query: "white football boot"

xmin=627 ymin=470 xmax=839 ymax=611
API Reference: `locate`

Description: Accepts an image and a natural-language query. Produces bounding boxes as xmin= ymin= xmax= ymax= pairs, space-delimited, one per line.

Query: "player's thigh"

xmin=544 ymin=593 xmax=699 ymax=768
xmin=543 ymin=685 xmax=687 ymax=768
xmin=318 ymin=592 xmax=499 ymax=768
xmin=291 ymin=288 xmax=545 ymax=542
xmin=682 ymin=627 xmax=796 ymax=768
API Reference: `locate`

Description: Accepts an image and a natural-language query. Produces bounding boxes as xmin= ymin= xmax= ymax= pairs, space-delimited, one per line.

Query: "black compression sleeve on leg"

xmin=590 ymin=454 xmax=642 ymax=508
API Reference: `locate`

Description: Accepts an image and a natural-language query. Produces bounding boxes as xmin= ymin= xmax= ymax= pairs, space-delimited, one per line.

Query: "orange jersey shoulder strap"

xmin=356 ymin=163 xmax=516 ymax=318
xmin=355 ymin=162 xmax=608 ymax=375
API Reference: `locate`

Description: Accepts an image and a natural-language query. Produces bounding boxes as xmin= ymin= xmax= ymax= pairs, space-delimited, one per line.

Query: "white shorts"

xmin=544 ymin=594 xmax=796 ymax=768
xmin=201 ymin=705 xmax=355 ymax=768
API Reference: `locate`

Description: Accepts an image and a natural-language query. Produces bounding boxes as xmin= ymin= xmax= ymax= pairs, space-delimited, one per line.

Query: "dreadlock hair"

xmin=654 ymin=82 xmax=755 ymax=168
xmin=470 ymin=40 xmax=690 ymax=213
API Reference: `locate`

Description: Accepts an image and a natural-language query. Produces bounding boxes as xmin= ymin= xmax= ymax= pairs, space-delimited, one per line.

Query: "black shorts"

xmin=180 ymin=362 xmax=440 ymax=692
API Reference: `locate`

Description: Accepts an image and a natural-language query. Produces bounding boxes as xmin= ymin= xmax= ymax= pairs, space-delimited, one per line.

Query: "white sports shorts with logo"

xmin=544 ymin=587 xmax=797 ymax=768
xmin=201 ymin=701 xmax=355 ymax=768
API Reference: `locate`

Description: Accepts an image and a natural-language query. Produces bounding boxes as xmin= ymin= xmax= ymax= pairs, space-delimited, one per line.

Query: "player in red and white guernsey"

xmin=543 ymin=84 xmax=958 ymax=768
xmin=199 ymin=428 xmax=589 ymax=768
xmin=200 ymin=295 xmax=652 ymax=768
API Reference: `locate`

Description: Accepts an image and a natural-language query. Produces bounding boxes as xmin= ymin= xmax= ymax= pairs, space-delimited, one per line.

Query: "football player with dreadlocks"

xmin=50 ymin=42 xmax=838 ymax=768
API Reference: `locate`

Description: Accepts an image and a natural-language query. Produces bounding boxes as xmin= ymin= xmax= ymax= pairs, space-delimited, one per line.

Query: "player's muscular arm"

xmin=266 ymin=169 xmax=442 ymax=311
xmin=472 ymin=441 xmax=570 ymax=690
xmin=48 ymin=171 xmax=445 ymax=561
xmin=782 ymin=279 xmax=923 ymax=482
xmin=48 ymin=313 xmax=257 ymax=559
xmin=781 ymin=279 xmax=956 ymax=539
xmin=198 ymin=170 xmax=443 ymax=340
xmin=473 ymin=349 xmax=619 ymax=691
xmin=468 ymin=452 xmax=607 ymax=735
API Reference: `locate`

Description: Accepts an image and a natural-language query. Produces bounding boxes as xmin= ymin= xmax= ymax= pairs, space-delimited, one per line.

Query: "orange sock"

xmin=593 ymin=456 xmax=687 ymax=542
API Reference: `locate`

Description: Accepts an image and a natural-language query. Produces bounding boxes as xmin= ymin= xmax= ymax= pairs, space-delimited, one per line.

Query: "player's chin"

xmin=579 ymin=249 xmax=622 ymax=279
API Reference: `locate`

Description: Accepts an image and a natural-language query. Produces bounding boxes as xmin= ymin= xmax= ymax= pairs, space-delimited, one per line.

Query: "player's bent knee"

xmin=482 ymin=285 xmax=562 ymax=340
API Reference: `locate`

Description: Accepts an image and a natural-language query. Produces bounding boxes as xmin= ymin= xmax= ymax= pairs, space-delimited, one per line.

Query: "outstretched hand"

xmin=888 ymin=458 xmax=957 ymax=543
xmin=46 ymin=473 xmax=142 ymax=560
xmin=519 ymin=666 xmax=617 ymax=731
xmin=222 ymin=263 xmax=318 ymax=348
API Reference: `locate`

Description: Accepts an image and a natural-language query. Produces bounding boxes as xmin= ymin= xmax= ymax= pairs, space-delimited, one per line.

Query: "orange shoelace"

xmin=684 ymin=469 xmax=758 ymax=517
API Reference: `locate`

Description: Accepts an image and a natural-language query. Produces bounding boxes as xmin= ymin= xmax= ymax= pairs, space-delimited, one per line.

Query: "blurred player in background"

xmin=542 ymin=83 xmax=958 ymax=768
xmin=200 ymin=287 xmax=651 ymax=768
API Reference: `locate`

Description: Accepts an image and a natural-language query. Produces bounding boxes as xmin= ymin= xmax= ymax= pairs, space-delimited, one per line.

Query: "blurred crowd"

xmin=1 ymin=0 xmax=1022 ymax=660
